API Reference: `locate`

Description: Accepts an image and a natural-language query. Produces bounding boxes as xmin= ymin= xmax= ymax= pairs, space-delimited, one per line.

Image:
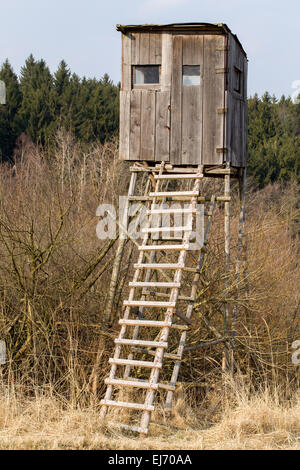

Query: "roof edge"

xmin=116 ymin=23 xmax=247 ymax=58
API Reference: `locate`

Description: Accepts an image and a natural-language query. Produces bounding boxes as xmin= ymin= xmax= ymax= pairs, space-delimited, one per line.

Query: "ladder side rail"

xmin=232 ymin=168 xmax=247 ymax=368
xmin=123 ymin=166 xmax=169 ymax=379
xmin=223 ymin=169 xmax=231 ymax=372
xmin=104 ymin=171 xmax=137 ymax=322
xmin=100 ymin=166 xmax=165 ymax=418
xmin=139 ymin=169 xmax=203 ymax=434
xmin=165 ymin=194 xmax=216 ymax=410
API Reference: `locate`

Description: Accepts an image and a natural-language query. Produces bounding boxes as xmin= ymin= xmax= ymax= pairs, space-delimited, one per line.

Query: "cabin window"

xmin=133 ymin=65 xmax=160 ymax=85
xmin=182 ymin=65 xmax=200 ymax=86
xmin=233 ymin=67 xmax=242 ymax=94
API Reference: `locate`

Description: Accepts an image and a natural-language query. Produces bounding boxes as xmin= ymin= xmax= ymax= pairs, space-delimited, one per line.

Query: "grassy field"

xmin=0 ymin=386 xmax=299 ymax=450
xmin=0 ymin=133 xmax=299 ymax=450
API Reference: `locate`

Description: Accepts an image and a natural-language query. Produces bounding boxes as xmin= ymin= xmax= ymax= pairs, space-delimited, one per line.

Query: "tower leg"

xmin=104 ymin=171 xmax=137 ymax=323
xmin=232 ymin=168 xmax=247 ymax=371
xmin=223 ymin=168 xmax=231 ymax=373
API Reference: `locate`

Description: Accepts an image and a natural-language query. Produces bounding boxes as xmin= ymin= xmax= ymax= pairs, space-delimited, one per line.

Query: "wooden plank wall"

xmin=122 ymin=34 xmax=132 ymax=90
xmin=161 ymin=33 xmax=172 ymax=93
xmin=120 ymin=33 xmax=168 ymax=161
xmin=131 ymin=33 xmax=162 ymax=64
xmin=120 ymin=31 xmax=247 ymax=167
xmin=129 ymin=90 xmax=141 ymax=161
xmin=170 ymin=34 xmax=226 ymax=165
xmin=243 ymin=58 xmax=248 ymax=167
xmin=155 ymin=91 xmax=170 ymax=161
xmin=181 ymin=35 xmax=203 ymax=165
xmin=226 ymin=34 xmax=248 ymax=167
xmin=170 ymin=35 xmax=183 ymax=164
xmin=119 ymin=90 xmax=131 ymax=160
xmin=202 ymin=35 xmax=226 ymax=165
xmin=140 ymin=91 xmax=156 ymax=161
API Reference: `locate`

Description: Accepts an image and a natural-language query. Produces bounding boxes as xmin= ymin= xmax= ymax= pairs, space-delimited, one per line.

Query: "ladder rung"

xmin=182 ymin=267 xmax=200 ymax=273
xmin=142 ymin=226 xmax=192 ymax=233
xmin=150 ymin=238 xmax=188 ymax=242
xmin=129 ymin=281 xmax=181 ymax=288
xmin=171 ymin=324 xmax=190 ymax=331
xmin=108 ymin=422 xmax=148 ymax=434
xmin=125 ymin=376 xmax=177 ymax=393
xmin=154 ymin=174 xmax=203 ymax=180
xmin=158 ymin=383 xmax=176 ymax=392
xmin=149 ymin=191 xmax=199 ymax=197
xmin=128 ymin=196 xmax=230 ymax=202
xmin=123 ymin=300 xmax=176 ymax=308
xmin=175 ymin=311 xmax=193 ymax=325
xmin=100 ymin=399 xmax=154 ymax=412
xmin=164 ymin=352 xmax=182 ymax=360
xmin=134 ymin=263 xmax=183 ymax=270
xmin=115 ymin=338 xmax=168 ymax=348
xmin=179 ymin=296 xmax=194 ymax=301
xmin=119 ymin=319 xmax=172 ymax=328
xmin=139 ymin=244 xmax=189 ymax=251
xmin=143 ymin=291 xmax=193 ymax=302
xmin=147 ymin=208 xmax=196 ymax=215
xmin=109 ymin=358 xmax=162 ymax=368
xmin=105 ymin=378 xmax=158 ymax=390
xmin=131 ymin=347 xmax=182 ymax=361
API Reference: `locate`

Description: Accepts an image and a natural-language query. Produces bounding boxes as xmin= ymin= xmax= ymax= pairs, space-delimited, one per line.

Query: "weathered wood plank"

xmin=230 ymin=98 xmax=243 ymax=167
xmin=170 ymin=35 xmax=182 ymax=164
xmin=139 ymin=32 xmax=150 ymax=64
xmin=243 ymin=57 xmax=248 ymax=167
xmin=182 ymin=86 xmax=201 ymax=164
xmin=129 ymin=89 xmax=141 ymax=160
xmin=131 ymin=32 xmax=140 ymax=65
xmin=224 ymin=89 xmax=231 ymax=164
xmin=182 ymin=35 xmax=202 ymax=65
xmin=182 ymin=35 xmax=195 ymax=65
xmin=202 ymin=35 xmax=225 ymax=165
xmin=227 ymin=34 xmax=235 ymax=93
xmin=234 ymin=37 xmax=244 ymax=72
xmin=226 ymin=34 xmax=248 ymax=167
xmin=122 ymin=34 xmax=132 ymax=90
xmin=155 ymin=91 xmax=170 ymax=161
xmin=225 ymin=35 xmax=233 ymax=164
xmin=141 ymin=90 xmax=155 ymax=160
xmin=119 ymin=91 xmax=130 ymax=160
xmin=161 ymin=33 xmax=173 ymax=92
xmin=149 ymin=33 xmax=162 ymax=64
xmin=181 ymin=35 xmax=203 ymax=165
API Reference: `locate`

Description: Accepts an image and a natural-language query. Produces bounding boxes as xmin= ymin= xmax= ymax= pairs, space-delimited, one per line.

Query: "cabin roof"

xmin=116 ymin=22 xmax=247 ymax=57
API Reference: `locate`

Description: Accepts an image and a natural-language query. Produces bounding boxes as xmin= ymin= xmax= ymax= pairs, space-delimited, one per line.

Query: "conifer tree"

xmin=0 ymin=60 xmax=22 ymax=160
xmin=18 ymin=55 xmax=55 ymax=144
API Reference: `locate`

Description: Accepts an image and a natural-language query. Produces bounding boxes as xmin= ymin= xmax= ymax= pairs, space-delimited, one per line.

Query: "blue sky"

xmin=0 ymin=0 xmax=299 ymax=98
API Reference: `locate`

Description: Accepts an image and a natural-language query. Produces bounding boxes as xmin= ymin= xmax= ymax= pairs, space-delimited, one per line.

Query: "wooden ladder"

xmin=100 ymin=165 xmax=216 ymax=436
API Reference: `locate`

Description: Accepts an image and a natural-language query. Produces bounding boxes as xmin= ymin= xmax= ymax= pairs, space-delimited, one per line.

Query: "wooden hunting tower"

xmin=100 ymin=23 xmax=248 ymax=437
xmin=117 ymin=23 xmax=247 ymax=167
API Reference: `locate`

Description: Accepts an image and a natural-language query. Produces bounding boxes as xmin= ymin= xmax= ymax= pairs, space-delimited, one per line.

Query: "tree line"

xmin=0 ymin=57 xmax=300 ymax=189
xmin=0 ymin=56 xmax=119 ymax=158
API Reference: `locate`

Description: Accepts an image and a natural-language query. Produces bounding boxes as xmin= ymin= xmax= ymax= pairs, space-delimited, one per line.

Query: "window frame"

xmin=182 ymin=65 xmax=201 ymax=87
xmin=233 ymin=66 xmax=243 ymax=96
xmin=132 ymin=65 xmax=161 ymax=89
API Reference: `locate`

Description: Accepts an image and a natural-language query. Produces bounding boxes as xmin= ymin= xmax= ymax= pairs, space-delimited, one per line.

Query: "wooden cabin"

xmin=117 ymin=23 xmax=248 ymax=168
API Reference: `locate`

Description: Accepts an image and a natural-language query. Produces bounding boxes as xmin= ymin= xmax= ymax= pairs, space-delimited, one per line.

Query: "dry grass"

xmin=0 ymin=385 xmax=299 ymax=450
xmin=0 ymin=132 xmax=299 ymax=449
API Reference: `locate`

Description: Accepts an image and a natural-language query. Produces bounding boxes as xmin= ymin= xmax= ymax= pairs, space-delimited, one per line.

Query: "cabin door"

xmin=170 ymin=35 xmax=204 ymax=165
xmin=122 ymin=89 xmax=170 ymax=162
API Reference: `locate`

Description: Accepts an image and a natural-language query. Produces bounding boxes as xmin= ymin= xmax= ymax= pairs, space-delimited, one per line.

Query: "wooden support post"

xmin=104 ymin=171 xmax=137 ymax=323
xmin=223 ymin=167 xmax=231 ymax=373
xmin=232 ymin=168 xmax=247 ymax=360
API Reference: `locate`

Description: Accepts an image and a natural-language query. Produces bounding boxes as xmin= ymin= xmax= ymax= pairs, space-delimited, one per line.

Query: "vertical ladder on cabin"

xmin=100 ymin=165 xmax=216 ymax=436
